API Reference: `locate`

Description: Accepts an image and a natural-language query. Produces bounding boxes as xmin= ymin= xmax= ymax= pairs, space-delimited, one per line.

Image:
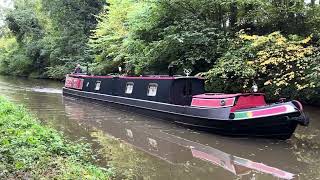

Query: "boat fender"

xmin=292 ymin=112 xmax=310 ymax=126
xmin=279 ymin=98 xmax=286 ymax=103
xmin=229 ymin=113 xmax=235 ymax=120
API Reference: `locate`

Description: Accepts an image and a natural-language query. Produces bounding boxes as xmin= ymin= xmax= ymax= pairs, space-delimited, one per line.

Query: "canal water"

xmin=0 ymin=76 xmax=319 ymax=180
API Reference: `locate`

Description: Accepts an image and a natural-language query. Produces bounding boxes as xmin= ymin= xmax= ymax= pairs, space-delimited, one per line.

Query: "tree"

xmin=0 ymin=0 xmax=105 ymax=78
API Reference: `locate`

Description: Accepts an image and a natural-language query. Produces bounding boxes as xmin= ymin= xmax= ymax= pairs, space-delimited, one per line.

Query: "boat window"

xmin=125 ymin=82 xmax=134 ymax=94
xmin=147 ymin=83 xmax=158 ymax=96
xmin=95 ymin=81 xmax=101 ymax=91
xmin=86 ymin=82 xmax=90 ymax=87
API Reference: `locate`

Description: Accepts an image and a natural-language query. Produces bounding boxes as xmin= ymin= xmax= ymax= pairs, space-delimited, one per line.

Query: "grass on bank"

xmin=0 ymin=97 xmax=113 ymax=179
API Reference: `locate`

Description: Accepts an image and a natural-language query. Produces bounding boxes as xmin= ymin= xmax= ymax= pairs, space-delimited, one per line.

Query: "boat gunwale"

xmin=63 ymin=87 xmax=300 ymax=122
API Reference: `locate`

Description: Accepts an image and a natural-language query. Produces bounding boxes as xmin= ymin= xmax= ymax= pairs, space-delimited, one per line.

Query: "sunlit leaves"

xmin=205 ymin=31 xmax=319 ymax=101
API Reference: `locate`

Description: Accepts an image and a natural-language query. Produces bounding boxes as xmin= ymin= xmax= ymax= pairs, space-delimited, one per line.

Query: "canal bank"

xmin=0 ymin=97 xmax=112 ymax=179
xmin=0 ymin=75 xmax=319 ymax=180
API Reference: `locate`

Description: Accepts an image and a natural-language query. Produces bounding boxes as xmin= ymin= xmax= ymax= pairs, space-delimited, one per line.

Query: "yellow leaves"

xmin=239 ymin=31 xmax=289 ymax=47
xmin=286 ymin=44 xmax=300 ymax=51
xmin=304 ymin=46 xmax=314 ymax=55
xmin=275 ymin=80 xmax=288 ymax=87
xmin=294 ymin=82 xmax=316 ymax=90
xmin=260 ymin=57 xmax=279 ymax=66
xmin=252 ymin=36 xmax=269 ymax=47
xmin=238 ymin=32 xmax=315 ymax=92
xmin=257 ymin=40 xmax=314 ymax=69
xmin=227 ymin=31 xmax=316 ymax=94
xmin=296 ymin=84 xmax=309 ymax=90
xmin=247 ymin=61 xmax=254 ymax=65
xmin=264 ymin=80 xmax=272 ymax=86
xmin=239 ymin=34 xmax=258 ymax=40
xmin=288 ymin=72 xmax=295 ymax=80
xmin=301 ymin=35 xmax=312 ymax=44
xmin=256 ymin=51 xmax=269 ymax=58
xmin=275 ymin=36 xmax=286 ymax=45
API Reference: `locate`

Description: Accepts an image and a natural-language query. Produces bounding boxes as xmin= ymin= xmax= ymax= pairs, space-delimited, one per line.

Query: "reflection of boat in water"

xmin=63 ymin=97 xmax=295 ymax=179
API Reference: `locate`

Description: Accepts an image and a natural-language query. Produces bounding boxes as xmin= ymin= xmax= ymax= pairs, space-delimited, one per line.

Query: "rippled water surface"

xmin=0 ymin=76 xmax=319 ymax=180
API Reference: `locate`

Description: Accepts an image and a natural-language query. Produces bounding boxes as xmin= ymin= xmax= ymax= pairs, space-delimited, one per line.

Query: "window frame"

xmin=125 ymin=82 xmax=134 ymax=94
xmin=95 ymin=81 xmax=101 ymax=91
xmin=147 ymin=83 xmax=158 ymax=97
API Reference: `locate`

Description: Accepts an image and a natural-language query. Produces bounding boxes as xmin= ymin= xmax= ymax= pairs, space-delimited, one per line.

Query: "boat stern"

xmin=191 ymin=93 xmax=310 ymax=127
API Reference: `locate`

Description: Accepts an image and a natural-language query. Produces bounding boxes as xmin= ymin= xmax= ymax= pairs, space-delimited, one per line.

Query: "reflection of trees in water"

xmin=91 ymin=131 xmax=186 ymax=180
xmin=91 ymin=130 xmax=287 ymax=180
xmin=91 ymin=131 xmax=233 ymax=180
xmin=291 ymin=133 xmax=320 ymax=179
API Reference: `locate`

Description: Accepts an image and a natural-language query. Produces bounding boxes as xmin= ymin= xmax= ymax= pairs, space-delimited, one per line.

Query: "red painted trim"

xmin=69 ymin=74 xmax=113 ymax=79
xmin=191 ymin=98 xmax=235 ymax=108
xmin=251 ymin=106 xmax=287 ymax=117
xmin=119 ymin=76 xmax=175 ymax=80
xmin=193 ymin=93 xmax=265 ymax=99
xmin=194 ymin=94 xmax=241 ymax=99
xmin=68 ymin=74 xmax=204 ymax=80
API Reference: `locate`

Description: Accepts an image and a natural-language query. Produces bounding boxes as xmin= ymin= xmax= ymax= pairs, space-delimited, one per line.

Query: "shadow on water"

xmin=0 ymin=75 xmax=319 ymax=180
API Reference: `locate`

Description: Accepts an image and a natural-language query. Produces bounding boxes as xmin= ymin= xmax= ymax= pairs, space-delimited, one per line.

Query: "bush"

xmin=0 ymin=36 xmax=33 ymax=76
xmin=205 ymin=31 xmax=320 ymax=102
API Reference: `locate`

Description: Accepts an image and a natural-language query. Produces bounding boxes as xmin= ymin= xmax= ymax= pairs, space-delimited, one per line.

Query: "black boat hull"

xmin=63 ymin=88 xmax=301 ymax=139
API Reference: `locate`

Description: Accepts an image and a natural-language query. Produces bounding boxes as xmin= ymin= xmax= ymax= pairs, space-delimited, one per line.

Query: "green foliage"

xmin=88 ymin=0 xmax=137 ymax=75
xmin=5 ymin=2 xmax=43 ymax=42
xmin=0 ymin=36 xmax=33 ymax=76
xmin=89 ymin=0 xmax=320 ymax=76
xmin=89 ymin=0 xmax=231 ymax=75
xmin=0 ymin=97 xmax=112 ymax=179
xmin=205 ymin=32 xmax=320 ymax=102
xmin=41 ymin=0 xmax=104 ymax=67
xmin=1 ymin=0 xmax=320 ymax=103
xmin=0 ymin=0 xmax=104 ymax=78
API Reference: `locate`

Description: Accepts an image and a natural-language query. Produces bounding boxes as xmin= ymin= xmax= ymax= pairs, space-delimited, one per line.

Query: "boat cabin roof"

xmin=69 ymin=74 xmax=204 ymax=80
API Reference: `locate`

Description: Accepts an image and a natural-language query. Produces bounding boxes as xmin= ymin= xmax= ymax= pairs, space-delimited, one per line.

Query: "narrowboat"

xmin=62 ymin=74 xmax=309 ymax=139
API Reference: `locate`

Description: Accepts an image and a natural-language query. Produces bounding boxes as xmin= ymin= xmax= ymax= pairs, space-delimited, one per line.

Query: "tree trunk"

xmin=230 ymin=2 xmax=237 ymax=28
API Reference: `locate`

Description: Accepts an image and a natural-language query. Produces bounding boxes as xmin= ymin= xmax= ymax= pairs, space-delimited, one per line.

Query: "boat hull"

xmin=63 ymin=88 xmax=302 ymax=139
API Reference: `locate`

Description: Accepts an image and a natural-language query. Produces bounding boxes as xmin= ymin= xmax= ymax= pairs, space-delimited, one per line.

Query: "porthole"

xmin=147 ymin=83 xmax=158 ymax=97
xmin=95 ymin=81 xmax=101 ymax=91
xmin=220 ymin=100 xmax=226 ymax=106
xmin=125 ymin=82 xmax=134 ymax=94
